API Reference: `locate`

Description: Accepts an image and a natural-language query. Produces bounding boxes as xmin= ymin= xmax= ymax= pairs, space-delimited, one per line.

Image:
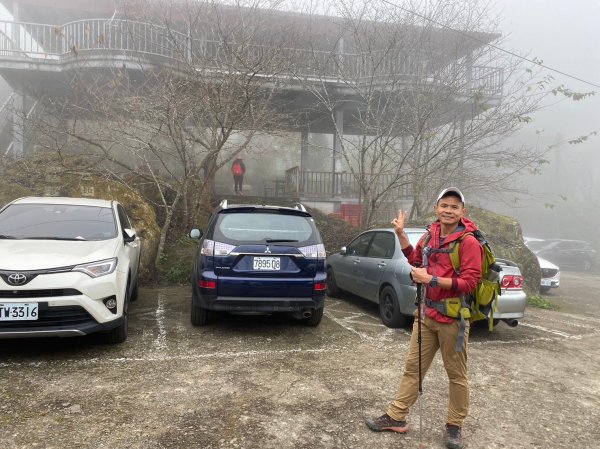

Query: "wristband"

xmin=429 ymin=276 xmax=438 ymax=287
xmin=451 ymin=278 xmax=458 ymax=290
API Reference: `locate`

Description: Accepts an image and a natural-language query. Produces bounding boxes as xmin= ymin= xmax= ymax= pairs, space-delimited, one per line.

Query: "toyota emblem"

xmin=7 ymin=273 xmax=27 ymax=286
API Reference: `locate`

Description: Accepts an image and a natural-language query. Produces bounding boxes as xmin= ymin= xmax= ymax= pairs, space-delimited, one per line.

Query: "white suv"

xmin=0 ymin=197 xmax=141 ymax=343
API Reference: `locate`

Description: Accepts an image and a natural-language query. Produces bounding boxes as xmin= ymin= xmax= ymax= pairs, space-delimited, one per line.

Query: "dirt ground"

xmin=1 ymin=271 xmax=599 ymax=449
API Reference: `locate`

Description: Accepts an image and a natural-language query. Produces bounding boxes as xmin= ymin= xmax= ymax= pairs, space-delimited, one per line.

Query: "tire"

xmin=191 ymin=305 xmax=210 ymax=326
xmin=101 ymin=314 xmax=128 ymax=344
xmin=378 ymin=286 xmax=408 ymax=328
xmin=540 ymin=286 xmax=551 ymax=294
xmin=304 ymin=307 xmax=324 ymax=327
xmin=326 ymin=267 xmax=343 ymax=297
xmin=129 ymin=276 xmax=139 ymax=302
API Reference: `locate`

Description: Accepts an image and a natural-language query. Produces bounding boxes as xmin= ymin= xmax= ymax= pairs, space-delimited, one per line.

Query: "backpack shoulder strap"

xmin=448 ymin=232 xmax=474 ymax=274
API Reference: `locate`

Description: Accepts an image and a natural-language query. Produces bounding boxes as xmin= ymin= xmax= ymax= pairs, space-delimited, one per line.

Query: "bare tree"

xmin=22 ymin=0 xmax=300 ymax=265
xmin=295 ymin=0 xmax=588 ymax=226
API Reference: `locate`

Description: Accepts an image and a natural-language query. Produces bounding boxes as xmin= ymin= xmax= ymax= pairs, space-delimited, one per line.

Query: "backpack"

xmin=421 ymin=228 xmax=502 ymax=348
xmin=232 ymin=162 xmax=243 ymax=176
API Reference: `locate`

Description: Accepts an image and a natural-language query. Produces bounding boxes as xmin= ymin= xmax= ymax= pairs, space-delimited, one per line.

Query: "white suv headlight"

xmin=72 ymin=258 xmax=118 ymax=278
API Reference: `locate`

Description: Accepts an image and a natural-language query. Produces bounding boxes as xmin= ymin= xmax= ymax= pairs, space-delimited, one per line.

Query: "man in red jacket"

xmin=365 ymin=187 xmax=482 ymax=449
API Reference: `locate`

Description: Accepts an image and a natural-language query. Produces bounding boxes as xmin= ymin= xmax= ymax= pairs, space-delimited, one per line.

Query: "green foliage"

xmin=551 ymin=85 xmax=595 ymax=101
xmin=527 ymin=295 xmax=560 ymax=311
xmin=567 ymin=131 xmax=597 ymax=145
xmin=516 ymin=114 xmax=533 ymax=123
xmin=157 ymin=236 xmax=197 ymax=285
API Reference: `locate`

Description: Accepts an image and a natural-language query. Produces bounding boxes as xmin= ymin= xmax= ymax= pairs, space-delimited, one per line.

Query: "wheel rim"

xmin=382 ymin=291 xmax=395 ymax=320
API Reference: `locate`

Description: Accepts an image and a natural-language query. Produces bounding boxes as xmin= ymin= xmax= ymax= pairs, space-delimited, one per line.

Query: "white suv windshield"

xmin=215 ymin=212 xmax=316 ymax=244
xmin=0 ymin=203 xmax=118 ymax=240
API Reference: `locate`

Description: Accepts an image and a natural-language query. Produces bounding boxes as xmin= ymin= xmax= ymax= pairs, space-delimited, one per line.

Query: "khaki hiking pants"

xmin=387 ymin=315 xmax=470 ymax=427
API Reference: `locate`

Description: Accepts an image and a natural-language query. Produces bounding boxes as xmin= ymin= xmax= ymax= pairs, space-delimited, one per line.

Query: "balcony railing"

xmin=0 ymin=19 xmax=503 ymax=95
xmin=283 ymin=166 xmax=412 ymax=201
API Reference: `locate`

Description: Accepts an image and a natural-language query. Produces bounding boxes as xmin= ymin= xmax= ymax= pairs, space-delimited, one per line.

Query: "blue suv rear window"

xmin=214 ymin=211 xmax=318 ymax=245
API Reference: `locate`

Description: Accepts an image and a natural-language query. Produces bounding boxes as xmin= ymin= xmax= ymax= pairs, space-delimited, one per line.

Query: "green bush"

xmin=527 ymin=295 xmax=560 ymax=310
xmin=157 ymin=236 xmax=197 ymax=285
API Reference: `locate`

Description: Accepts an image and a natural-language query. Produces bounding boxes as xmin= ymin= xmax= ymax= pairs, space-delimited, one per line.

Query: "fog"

xmin=1 ymin=0 xmax=598 ymax=245
xmin=484 ymin=0 xmax=600 ymax=243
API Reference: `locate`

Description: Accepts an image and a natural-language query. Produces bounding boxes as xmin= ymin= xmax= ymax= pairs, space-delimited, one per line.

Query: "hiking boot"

xmin=444 ymin=424 xmax=464 ymax=449
xmin=365 ymin=414 xmax=408 ymax=433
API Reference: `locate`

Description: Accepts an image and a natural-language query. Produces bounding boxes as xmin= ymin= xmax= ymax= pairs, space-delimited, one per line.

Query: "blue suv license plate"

xmin=253 ymin=257 xmax=281 ymax=270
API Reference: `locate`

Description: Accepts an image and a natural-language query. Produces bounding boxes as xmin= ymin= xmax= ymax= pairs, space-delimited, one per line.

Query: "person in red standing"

xmin=365 ymin=187 xmax=483 ymax=449
xmin=231 ymin=155 xmax=246 ymax=195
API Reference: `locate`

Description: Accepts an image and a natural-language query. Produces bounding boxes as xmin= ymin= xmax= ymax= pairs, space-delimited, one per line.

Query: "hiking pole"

xmin=416 ymin=280 xmax=425 ymax=448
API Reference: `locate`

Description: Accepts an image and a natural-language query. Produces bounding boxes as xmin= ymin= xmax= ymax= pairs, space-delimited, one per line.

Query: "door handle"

xmin=353 ymin=259 xmax=360 ymax=264
xmin=377 ymin=262 xmax=386 ymax=268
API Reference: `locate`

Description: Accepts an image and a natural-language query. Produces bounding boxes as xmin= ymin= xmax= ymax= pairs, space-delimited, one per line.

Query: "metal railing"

xmin=0 ymin=19 xmax=503 ymax=95
xmin=284 ymin=166 xmax=412 ymax=200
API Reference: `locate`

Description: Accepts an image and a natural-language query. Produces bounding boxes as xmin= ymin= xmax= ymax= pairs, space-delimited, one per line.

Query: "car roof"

xmin=365 ymin=227 xmax=426 ymax=233
xmin=10 ymin=196 xmax=114 ymax=208
xmin=216 ymin=201 xmax=312 ymax=217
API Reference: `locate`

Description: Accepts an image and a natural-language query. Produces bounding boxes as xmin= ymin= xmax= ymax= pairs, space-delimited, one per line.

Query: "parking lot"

xmin=1 ymin=272 xmax=599 ymax=449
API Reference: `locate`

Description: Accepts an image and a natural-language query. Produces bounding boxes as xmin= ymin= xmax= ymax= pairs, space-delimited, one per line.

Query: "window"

xmin=117 ymin=204 xmax=132 ymax=230
xmin=346 ymin=232 xmax=373 ymax=257
xmin=0 ymin=204 xmax=117 ymax=240
xmin=214 ymin=211 xmax=316 ymax=245
xmin=367 ymin=232 xmax=395 ymax=259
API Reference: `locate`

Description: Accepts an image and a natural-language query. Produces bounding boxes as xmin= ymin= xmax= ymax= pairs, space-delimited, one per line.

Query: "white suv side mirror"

xmin=123 ymin=228 xmax=136 ymax=243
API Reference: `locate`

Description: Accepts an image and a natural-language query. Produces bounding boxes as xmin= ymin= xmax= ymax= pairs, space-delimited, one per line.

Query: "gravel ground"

xmin=0 ymin=272 xmax=598 ymax=449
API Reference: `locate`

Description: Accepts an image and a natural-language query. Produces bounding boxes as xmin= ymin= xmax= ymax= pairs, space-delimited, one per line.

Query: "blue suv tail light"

xmin=299 ymin=244 xmax=326 ymax=259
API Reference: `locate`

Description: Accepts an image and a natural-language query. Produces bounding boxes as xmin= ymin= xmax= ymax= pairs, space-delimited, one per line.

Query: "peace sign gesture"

xmin=391 ymin=210 xmax=407 ymax=235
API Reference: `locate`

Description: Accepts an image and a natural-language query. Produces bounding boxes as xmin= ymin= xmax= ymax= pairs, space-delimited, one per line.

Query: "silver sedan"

xmin=326 ymin=228 xmax=527 ymax=329
xmin=326 ymin=227 xmax=424 ymax=327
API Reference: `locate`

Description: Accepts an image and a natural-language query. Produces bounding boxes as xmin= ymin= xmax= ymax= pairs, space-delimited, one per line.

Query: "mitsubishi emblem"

xmin=264 ymin=246 xmax=271 ymax=254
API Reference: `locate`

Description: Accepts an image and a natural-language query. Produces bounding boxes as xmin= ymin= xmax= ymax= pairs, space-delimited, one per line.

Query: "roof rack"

xmin=294 ymin=202 xmax=307 ymax=212
xmin=219 ymin=199 xmax=228 ymax=209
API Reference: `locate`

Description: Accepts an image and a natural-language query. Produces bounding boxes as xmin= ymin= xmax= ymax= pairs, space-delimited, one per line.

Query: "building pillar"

xmin=300 ymin=129 xmax=309 ymax=194
xmin=11 ymin=1 xmax=20 ymax=51
xmin=458 ymin=119 xmax=465 ymax=172
xmin=12 ymin=91 xmax=24 ymax=159
xmin=8 ymin=1 xmax=23 ymax=158
xmin=332 ymin=109 xmax=343 ymax=197
xmin=465 ymin=50 xmax=473 ymax=91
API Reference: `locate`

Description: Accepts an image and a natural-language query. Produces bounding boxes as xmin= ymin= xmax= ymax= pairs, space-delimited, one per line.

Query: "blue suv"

xmin=189 ymin=201 xmax=326 ymax=326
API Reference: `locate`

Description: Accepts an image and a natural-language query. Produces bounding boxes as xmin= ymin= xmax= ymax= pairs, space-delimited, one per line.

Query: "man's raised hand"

xmin=391 ymin=210 xmax=407 ymax=235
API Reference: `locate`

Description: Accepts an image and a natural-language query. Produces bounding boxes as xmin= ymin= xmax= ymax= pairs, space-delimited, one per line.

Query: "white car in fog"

xmin=0 ymin=197 xmax=141 ymax=344
xmin=538 ymin=256 xmax=560 ymax=293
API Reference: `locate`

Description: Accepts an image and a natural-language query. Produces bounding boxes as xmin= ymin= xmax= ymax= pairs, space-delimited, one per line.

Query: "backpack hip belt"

xmin=424 ymin=297 xmax=470 ymax=352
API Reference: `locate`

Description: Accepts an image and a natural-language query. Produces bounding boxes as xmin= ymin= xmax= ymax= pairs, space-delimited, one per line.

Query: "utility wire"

xmin=380 ymin=0 xmax=600 ymax=90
